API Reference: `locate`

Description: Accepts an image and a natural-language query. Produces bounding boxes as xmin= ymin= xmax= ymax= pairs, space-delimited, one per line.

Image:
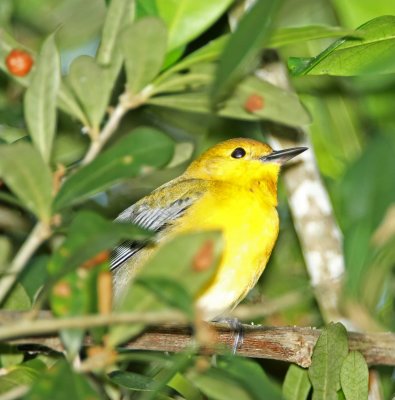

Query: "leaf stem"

xmin=0 ymin=221 xmax=51 ymax=305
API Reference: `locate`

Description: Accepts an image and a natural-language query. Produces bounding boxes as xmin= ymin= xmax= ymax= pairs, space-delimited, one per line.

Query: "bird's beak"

xmin=261 ymin=147 xmax=307 ymax=165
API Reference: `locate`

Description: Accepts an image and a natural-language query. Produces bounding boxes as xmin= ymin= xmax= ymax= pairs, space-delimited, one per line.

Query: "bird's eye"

xmin=231 ymin=147 xmax=246 ymax=159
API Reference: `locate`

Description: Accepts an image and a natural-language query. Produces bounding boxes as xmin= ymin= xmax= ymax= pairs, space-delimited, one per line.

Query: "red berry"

xmin=5 ymin=49 xmax=34 ymax=77
xmin=244 ymin=94 xmax=264 ymax=113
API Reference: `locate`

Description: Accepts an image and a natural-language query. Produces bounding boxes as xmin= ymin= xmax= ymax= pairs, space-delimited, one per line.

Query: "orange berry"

xmin=5 ymin=49 xmax=34 ymax=77
xmin=244 ymin=94 xmax=264 ymax=113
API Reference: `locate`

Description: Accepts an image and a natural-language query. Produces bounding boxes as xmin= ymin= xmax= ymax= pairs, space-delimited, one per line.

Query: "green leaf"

xmin=168 ymin=373 xmax=204 ymax=400
xmin=20 ymin=255 xmax=49 ymax=302
xmin=270 ymin=25 xmax=359 ymax=48
xmin=190 ymin=368 xmax=251 ymax=400
xmin=3 ymin=283 xmax=31 ymax=311
xmin=149 ymin=75 xmax=310 ymax=127
xmin=156 ymin=36 xmax=229 ymax=85
xmin=211 ymin=0 xmax=282 ymax=104
xmin=121 ymin=17 xmax=167 ymax=94
xmin=0 ymin=142 xmax=52 ymax=222
xmin=0 ymin=360 xmax=46 ymax=395
xmin=155 ymin=0 xmax=233 ymax=51
xmin=109 ymin=231 xmax=222 ymax=346
xmin=283 ymin=364 xmax=311 ymax=400
xmin=289 ymin=16 xmax=395 ymax=76
xmin=0 ymin=236 xmax=11 ymax=271
xmin=25 ymin=360 xmax=98 ymax=400
xmin=48 ymin=211 xmax=151 ymax=277
xmin=67 ymin=54 xmax=121 ymax=130
xmin=157 ymin=25 xmax=354 ymax=86
xmin=24 ymin=34 xmax=60 ymax=163
xmin=57 ymin=83 xmax=89 ymax=126
xmin=340 ymin=351 xmax=369 ymax=400
xmin=54 ymin=127 xmax=174 ymax=210
xmin=0 ymin=344 xmax=24 ymax=368
xmin=52 ymin=131 xmax=89 ymax=167
xmin=217 ymin=356 xmax=282 ymax=400
xmin=109 ymin=370 xmax=156 ymax=391
xmin=136 ymin=277 xmax=193 ymax=316
xmin=50 ymin=260 xmax=108 ymax=357
xmin=97 ymin=0 xmax=135 ymax=65
xmin=308 ymin=322 xmax=349 ymax=400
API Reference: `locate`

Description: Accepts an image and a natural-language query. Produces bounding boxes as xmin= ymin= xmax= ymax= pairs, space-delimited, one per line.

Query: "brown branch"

xmin=6 ymin=319 xmax=395 ymax=368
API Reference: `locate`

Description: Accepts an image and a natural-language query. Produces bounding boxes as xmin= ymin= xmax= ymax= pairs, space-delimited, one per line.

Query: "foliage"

xmin=0 ymin=0 xmax=394 ymax=399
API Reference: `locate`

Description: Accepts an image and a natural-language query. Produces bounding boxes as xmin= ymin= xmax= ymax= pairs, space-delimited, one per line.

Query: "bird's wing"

xmin=110 ymin=179 xmax=203 ymax=271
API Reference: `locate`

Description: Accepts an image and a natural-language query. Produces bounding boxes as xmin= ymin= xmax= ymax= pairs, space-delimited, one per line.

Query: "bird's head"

xmin=185 ymin=138 xmax=307 ymax=203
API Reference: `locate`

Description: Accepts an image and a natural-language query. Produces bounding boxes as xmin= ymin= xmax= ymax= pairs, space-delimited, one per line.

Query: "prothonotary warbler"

xmin=111 ymin=138 xmax=306 ymax=320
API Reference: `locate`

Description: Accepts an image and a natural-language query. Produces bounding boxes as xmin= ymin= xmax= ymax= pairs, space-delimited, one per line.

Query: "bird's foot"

xmin=215 ymin=318 xmax=244 ymax=355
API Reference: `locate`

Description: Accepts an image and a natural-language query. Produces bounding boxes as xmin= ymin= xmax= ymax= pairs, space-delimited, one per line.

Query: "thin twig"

xmin=0 ymin=310 xmax=187 ymax=341
xmin=81 ymin=99 xmax=128 ymax=166
xmin=0 ymin=222 xmax=50 ymax=305
xmin=81 ymin=87 xmax=153 ymax=166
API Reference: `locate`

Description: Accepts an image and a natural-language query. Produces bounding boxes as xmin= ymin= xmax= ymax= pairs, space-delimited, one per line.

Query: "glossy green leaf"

xmin=97 ymin=0 xmax=135 ymax=65
xmin=0 ymin=359 xmax=46 ymax=395
xmin=48 ymin=211 xmax=151 ymax=277
xmin=54 ymin=127 xmax=174 ymax=210
xmin=340 ymin=351 xmax=369 ymax=400
xmin=149 ymin=75 xmax=310 ymax=127
xmin=211 ymin=0 xmax=282 ymax=104
xmin=270 ymin=25 xmax=359 ymax=48
xmin=24 ymin=34 xmax=60 ymax=163
xmin=68 ymin=54 xmax=121 ymax=130
xmin=25 ymin=360 xmax=98 ymax=400
xmin=283 ymin=364 xmax=311 ymax=400
xmin=0 ymin=142 xmax=52 ymax=222
xmin=155 ymin=0 xmax=233 ymax=51
xmin=121 ymin=17 xmax=167 ymax=94
xmin=109 ymin=231 xmax=222 ymax=346
xmin=308 ymin=322 xmax=349 ymax=400
xmin=289 ymin=16 xmax=395 ymax=76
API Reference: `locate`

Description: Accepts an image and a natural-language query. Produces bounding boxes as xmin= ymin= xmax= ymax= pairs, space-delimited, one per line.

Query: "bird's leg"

xmin=214 ymin=318 xmax=244 ymax=354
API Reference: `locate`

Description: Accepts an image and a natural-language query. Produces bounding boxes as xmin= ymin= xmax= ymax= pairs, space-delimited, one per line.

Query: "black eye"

xmin=231 ymin=147 xmax=246 ymax=159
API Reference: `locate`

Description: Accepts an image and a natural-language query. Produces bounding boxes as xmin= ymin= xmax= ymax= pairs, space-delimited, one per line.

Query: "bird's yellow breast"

xmin=172 ymin=182 xmax=279 ymax=320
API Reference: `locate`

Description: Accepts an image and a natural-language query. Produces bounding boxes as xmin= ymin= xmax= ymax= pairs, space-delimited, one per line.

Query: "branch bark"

xmin=3 ymin=313 xmax=394 ymax=368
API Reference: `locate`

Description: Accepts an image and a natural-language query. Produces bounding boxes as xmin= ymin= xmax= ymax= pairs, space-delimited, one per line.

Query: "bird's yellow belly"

xmin=175 ymin=188 xmax=279 ymax=320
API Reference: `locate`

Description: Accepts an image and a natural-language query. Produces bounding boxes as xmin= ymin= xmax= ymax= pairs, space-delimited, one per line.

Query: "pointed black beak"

xmin=261 ymin=147 xmax=307 ymax=165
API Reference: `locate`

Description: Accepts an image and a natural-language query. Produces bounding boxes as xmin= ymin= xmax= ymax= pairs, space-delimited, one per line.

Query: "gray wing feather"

xmin=110 ymin=196 xmax=195 ymax=271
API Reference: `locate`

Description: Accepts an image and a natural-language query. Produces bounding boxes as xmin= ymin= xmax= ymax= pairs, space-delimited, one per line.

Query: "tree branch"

xmin=2 ymin=311 xmax=394 ymax=368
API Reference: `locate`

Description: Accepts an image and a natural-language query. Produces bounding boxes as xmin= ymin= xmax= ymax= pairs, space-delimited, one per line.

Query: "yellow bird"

xmin=111 ymin=138 xmax=306 ymax=320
